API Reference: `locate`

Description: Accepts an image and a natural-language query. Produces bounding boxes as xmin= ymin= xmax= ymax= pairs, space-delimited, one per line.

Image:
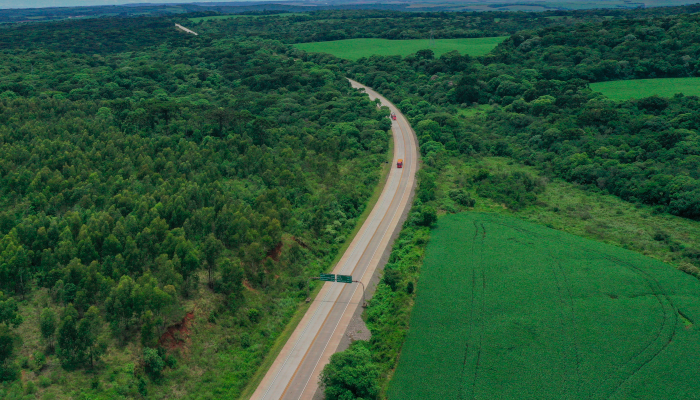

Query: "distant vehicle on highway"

xmin=391 ymin=112 xmax=397 ymax=120
xmin=397 ymin=159 xmax=403 ymax=168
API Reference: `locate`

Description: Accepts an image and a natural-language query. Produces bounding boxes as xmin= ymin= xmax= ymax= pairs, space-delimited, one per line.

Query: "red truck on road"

xmin=397 ymin=159 xmax=403 ymax=168
xmin=391 ymin=112 xmax=397 ymax=120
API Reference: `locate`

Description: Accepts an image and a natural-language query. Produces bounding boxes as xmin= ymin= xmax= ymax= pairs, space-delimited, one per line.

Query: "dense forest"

xmin=0 ymin=18 xmax=392 ymax=399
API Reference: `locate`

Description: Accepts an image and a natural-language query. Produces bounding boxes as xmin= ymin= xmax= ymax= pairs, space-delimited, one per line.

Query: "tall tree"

xmin=40 ymin=307 xmax=57 ymax=351
xmin=202 ymin=233 xmax=224 ymax=288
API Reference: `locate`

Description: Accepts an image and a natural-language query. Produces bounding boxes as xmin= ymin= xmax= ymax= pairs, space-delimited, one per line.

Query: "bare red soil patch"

xmin=268 ymin=241 xmax=283 ymax=261
xmin=159 ymin=311 xmax=194 ymax=351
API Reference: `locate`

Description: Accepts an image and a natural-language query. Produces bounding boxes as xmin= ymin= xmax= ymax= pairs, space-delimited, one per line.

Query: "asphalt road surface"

xmin=250 ymin=79 xmax=419 ymax=400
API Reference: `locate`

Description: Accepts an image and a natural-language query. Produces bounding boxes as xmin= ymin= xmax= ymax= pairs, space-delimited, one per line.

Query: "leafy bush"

xmin=475 ymin=171 xmax=544 ymax=210
xmin=143 ymin=348 xmax=165 ymax=380
xmin=448 ymin=189 xmax=476 ymax=207
xmin=320 ymin=341 xmax=379 ymax=400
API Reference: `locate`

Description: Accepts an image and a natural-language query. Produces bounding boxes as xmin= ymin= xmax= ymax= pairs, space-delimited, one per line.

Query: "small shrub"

xmin=383 ymin=269 xmax=401 ymax=291
xmin=24 ymin=380 xmax=36 ymax=395
xmin=239 ymin=333 xmax=251 ymax=348
xmin=30 ymin=351 xmax=46 ymax=372
xmin=406 ymin=281 xmax=414 ymax=294
xmin=38 ymin=376 xmax=51 ymax=388
xmin=165 ymin=354 xmax=177 ymax=369
xmin=449 ymin=189 xmax=476 ymax=207
xmin=653 ymin=230 xmax=670 ymax=242
xmin=143 ymin=348 xmax=164 ymax=380
xmin=137 ymin=376 xmax=148 ymax=397
xmin=247 ymin=308 xmax=260 ymax=324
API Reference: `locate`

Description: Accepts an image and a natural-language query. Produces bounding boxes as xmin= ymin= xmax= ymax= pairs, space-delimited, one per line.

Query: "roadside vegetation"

xmin=294 ymin=37 xmax=507 ymax=61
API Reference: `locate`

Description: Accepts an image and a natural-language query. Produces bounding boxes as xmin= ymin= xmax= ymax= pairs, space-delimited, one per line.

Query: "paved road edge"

xmin=301 ymin=79 xmax=420 ymax=399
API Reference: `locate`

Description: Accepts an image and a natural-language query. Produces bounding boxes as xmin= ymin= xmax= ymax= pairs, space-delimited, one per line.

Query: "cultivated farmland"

xmin=293 ymin=37 xmax=506 ymax=60
xmin=591 ymin=77 xmax=700 ymax=100
xmin=389 ymin=213 xmax=700 ymax=400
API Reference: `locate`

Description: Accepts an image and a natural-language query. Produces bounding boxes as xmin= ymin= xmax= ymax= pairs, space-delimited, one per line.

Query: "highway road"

xmin=250 ymin=79 xmax=419 ymax=400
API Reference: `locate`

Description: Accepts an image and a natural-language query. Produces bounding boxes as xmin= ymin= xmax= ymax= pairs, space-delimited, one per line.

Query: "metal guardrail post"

xmin=353 ymin=280 xmax=367 ymax=308
xmin=306 ymin=277 xmax=319 ymax=303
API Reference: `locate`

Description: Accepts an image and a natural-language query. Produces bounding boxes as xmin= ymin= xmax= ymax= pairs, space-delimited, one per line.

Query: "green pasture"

xmin=389 ymin=212 xmax=700 ymax=400
xmin=189 ymin=13 xmax=307 ymax=23
xmin=294 ymin=37 xmax=507 ymax=61
xmin=591 ymin=77 xmax=700 ymax=101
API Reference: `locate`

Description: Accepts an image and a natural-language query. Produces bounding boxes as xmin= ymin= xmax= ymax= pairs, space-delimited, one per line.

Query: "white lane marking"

xmin=297 ymin=97 xmax=414 ymax=399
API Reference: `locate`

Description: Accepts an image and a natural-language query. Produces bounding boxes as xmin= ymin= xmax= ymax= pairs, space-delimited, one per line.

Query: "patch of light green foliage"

xmin=189 ymin=13 xmax=308 ymax=23
xmin=591 ymin=77 xmax=700 ymax=101
xmin=389 ymin=212 xmax=700 ymax=400
xmin=294 ymin=37 xmax=507 ymax=61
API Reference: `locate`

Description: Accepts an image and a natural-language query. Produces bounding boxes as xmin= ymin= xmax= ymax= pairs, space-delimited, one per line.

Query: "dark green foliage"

xmin=140 ymin=311 xmax=159 ymax=348
xmin=406 ymin=281 xmax=414 ymax=294
xmin=202 ymin=233 xmax=224 ymax=288
xmin=448 ymin=189 xmax=475 ymax=207
xmin=0 ymin=292 xmax=21 ymax=383
xmin=56 ymin=305 xmax=104 ymax=370
xmin=475 ymin=171 xmax=545 ymax=211
xmin=320 ymin=341 xmax=379 ymax=400
xmin=39 ymin=307 xmax=57 ymax=350
xmin=56 ymin=306 xmax=82 ymax=370
xmin=416 ymin=206 xmax=438 ymax=227
xmin=143 ymin=347 xmax=165 ymax=380
xmin=138 ymin=375 xmax=148 ymax=396
xmin=0 ymin=292 xmax=22 ymax=328
xmin=382 ymin=269 xmax=401 ymax=292
xmin=0 ymin=326 xmax=18 ymax=382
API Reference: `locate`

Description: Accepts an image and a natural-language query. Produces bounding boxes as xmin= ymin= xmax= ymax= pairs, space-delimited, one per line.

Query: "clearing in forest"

xmin=294 ymin=37 xmax=506 ymax=60
xmin=389 ymin=212 xmax=700 ymax=400
xmin=591 ymin=77 xmax=700 ymax=101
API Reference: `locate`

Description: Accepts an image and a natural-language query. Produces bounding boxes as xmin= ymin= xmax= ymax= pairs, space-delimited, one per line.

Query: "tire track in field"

xmin=471 ymin=223 xmax=487 ymax=397
xmin=555 ymin=259 xmax=583 ymax=398
xmin=458 ymin=221 xmax=479 ymax=398
xmin=461 ymin=215 xmax=677 ymax=400
xmin=459 ymin=220 xmax=487 ymax=400
xmin=493 ymin=218 xmax=583 ymax=398
xmin=588 ymin=252 xmax=678 ymax=400
xmin=496 ymin=218 xmax=676 ymax=400
xmin=491 ymin=218 xmax=677 ymax=400
xmin=546 ymin=254 xmax=583 ymax=398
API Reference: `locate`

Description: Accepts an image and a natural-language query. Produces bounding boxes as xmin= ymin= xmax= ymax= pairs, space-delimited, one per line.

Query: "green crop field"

xmin=389 ymin=213 xmax=700 ymax=400
xmin=293 ymin=37 xmax=507 ymax=60
xmin=591 ymin=77 xmax=700 ymax=101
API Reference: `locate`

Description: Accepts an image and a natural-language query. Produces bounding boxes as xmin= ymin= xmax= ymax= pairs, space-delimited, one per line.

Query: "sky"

xmin=0 ymin=0 xmax=262 ymax=9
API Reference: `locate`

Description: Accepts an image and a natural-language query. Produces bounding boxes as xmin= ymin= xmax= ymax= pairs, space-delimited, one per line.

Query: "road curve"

xmin=250 ymin=79 xmax=419 ymax=400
